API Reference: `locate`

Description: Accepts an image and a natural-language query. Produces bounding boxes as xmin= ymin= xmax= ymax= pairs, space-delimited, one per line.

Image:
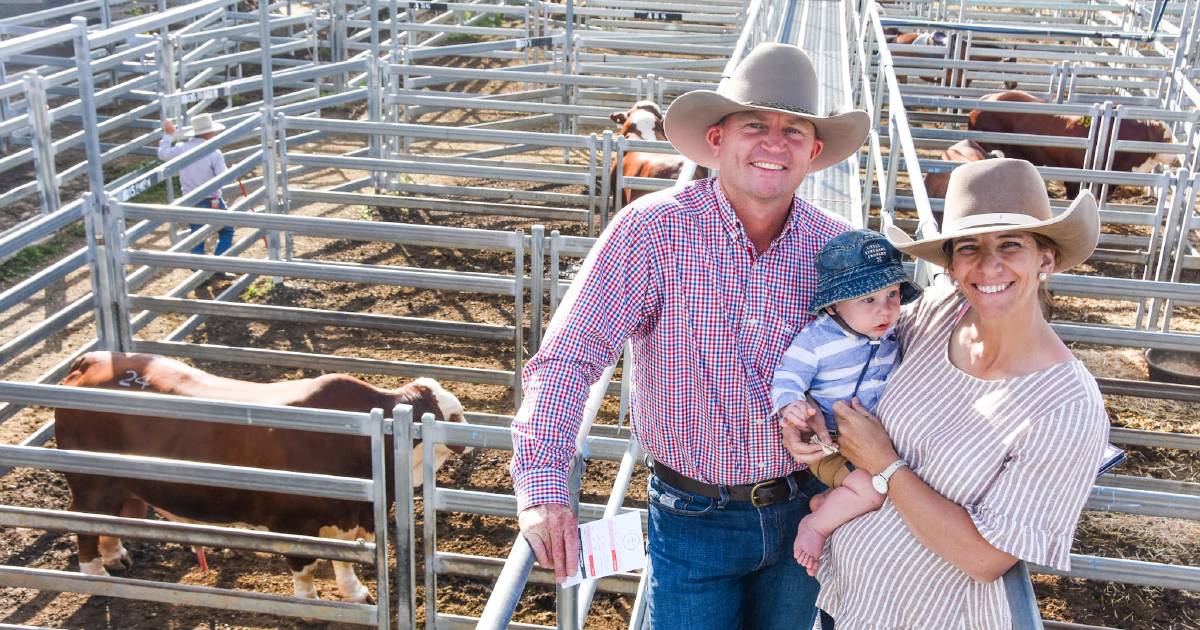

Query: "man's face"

xmin=705 ymin=110 xmax=824 ymax=212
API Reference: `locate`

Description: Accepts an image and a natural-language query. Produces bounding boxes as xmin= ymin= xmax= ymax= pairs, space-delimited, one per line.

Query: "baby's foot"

xmin=793 ymin=516 xmax=828 ymax=577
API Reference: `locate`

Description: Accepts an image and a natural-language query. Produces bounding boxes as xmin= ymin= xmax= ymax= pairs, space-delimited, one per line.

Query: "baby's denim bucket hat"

xmin=810 ymin=229 xmax=921 ymax=315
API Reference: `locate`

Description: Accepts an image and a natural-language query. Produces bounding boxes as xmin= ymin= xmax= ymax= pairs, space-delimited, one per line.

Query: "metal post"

xmin=421 ymin=413 xmax=439 ymax=629
xmin=530 ymin=225 xmax=545 ymax=352
xmin=24 ymin=75 xmax=60 ymax=214
xmin=392 ymin=404 xmax=417 ymax=630
xmin=98 ymin=196 xmax=133 ymax=352
xmin=261 ymin=0 xmax=276 ymax=109
xmin=83 ymin=194 xmax=115 ymax=350
xmin=513 ymin=230 xmax=526 ymax=413
xmin=368 ymin=54 xmax=383 ymax=192
xmin=159 ymin=34 xmax=179 ymax=210
xmin=277 ymin=112 xmax=291 ymax=219
xmin=555 ymin=453 xmax=583 ymax=630
xmin=261 ymin=109 xmax=283 ymax=274
xmin=549 ymin=230 xmax=563 ymax=315
xmin=72 ymin=16 xmax=106 ymax=204
xmin=0 ymin=63 xmax=10 ymax=154
xmin=370 ymin=0 xmax=381 ymax=61
xmin=369 ymin=408 xmax=391 ymax=630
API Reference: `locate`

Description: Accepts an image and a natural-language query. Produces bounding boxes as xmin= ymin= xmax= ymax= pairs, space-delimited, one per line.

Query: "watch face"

xmin=872 ymin=475 xmax=887 ymax=494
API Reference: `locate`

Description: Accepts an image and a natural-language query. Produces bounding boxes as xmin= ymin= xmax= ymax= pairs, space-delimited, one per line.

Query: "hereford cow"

xmin=968 ymin=90 xmax=1177 ymax=196
xmin=888 ymin=28 xmax=1017 ymax=89
xmin=924 ymin=139 xmax=1004 ymax=198
xmin=54 ymin=351 xmax=468 ymax=602
xmin=609 ymin=101 xmax=706 ymax=207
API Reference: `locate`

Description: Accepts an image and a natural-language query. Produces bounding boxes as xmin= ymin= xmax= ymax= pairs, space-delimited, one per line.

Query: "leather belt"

xmin=652 ymin=462 xmax=813 ymax=508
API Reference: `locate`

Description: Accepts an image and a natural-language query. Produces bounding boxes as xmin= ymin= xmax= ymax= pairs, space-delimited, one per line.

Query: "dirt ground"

xmin=0 ymin=49 xmax=1198 ymax=630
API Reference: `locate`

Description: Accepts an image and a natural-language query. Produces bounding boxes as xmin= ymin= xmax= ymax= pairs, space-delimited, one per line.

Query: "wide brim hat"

xmin=663 ymin=43 xmax=870 ymax=171
xmin=181 ymin=113 xmax=226 ymax=137
xmin=810 ymin=229 xmax=922 ymax=315
xmin=885 ymin=158 xmax=1099 ymax=272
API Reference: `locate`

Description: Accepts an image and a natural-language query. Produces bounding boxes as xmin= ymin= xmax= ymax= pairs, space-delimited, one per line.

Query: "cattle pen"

xmin=0 ymin=0 xmax=1196 ymax=628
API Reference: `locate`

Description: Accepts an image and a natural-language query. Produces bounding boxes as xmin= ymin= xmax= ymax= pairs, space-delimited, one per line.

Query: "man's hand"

xmin=163 ymin=119 xmax=176 ymax=138
xmin=518 ymin=503 xmax=579 ymax=582
xmin=779 ymin=398 xmax=833 ymax=465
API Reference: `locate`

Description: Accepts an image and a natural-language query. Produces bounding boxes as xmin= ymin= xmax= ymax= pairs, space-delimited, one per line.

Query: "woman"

xmin=781 ymin=158 xmax=1109 ymax=628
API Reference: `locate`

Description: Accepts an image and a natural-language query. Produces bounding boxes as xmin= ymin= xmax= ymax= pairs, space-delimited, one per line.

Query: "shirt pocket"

xmin=750 ymin=314 xmax=802 ymax=384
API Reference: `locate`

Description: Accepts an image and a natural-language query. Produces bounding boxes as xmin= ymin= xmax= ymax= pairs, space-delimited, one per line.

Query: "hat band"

xmin=947 ymin=212 xmax=1040 ymax=232
xmin=745 ymin=100 xmax=816 ymax=116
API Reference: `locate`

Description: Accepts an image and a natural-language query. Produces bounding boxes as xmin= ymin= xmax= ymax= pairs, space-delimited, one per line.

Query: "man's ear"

xmin=610 ymin=112 xmax=626 ymax=124
xmin=809 ymin=136 xmax=825 ymax=161
xmin=705 ymin=124 xmax=723 ymax=155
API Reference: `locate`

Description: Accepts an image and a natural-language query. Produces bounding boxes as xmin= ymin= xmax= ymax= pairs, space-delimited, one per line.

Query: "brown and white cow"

xmin=884 ymin=29 xmax=1017 ymax=89
xmin=968 ymin=90 xmax=1177 ymax=197
xmin=923 ymin=139 xmax=1005 ymax=199
xmin=54 ymin=351 xmax=468 ymax=602
xmin=609 ymin=100 xmax=707 ymax=208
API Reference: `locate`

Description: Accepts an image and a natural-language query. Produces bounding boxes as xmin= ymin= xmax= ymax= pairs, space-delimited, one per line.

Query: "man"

xmin=509 ymin=43 xmax=870 ymax=629
xmin=158 ymin=112 xmax=234 ymax=257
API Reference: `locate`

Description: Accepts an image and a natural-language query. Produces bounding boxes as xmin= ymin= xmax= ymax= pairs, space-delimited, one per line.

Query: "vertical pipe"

xmin=530 ymin=225 xmax=545 ymax=353
xmin=159 ymin=34 xmax=179 ymax=210
xmin=513 ymin=230 xmax=526 ymax=413
xmin=261 ymin=0 xmax=276 ymax=110
xmin=555 ymin=453 xmax=583 ymax=630
xmin=72 ymin=17 xmax=106 ymax=205
xmin=100 ymin=196 xmax=133 ymax=352
xmin=370 ymin=0 xmax=381 ymax=62
xmin=549 ymin=230 xmax=562 ymax=316
xmin=421 ymin=413 xmax=439 ymax=629
xmin=83 ymin=193 xmax=115 ymax=351
xmin=261 ymin=109 xmax=282 ymax=275
xmin=277 ymin=112 xmax=291 ymax=220
xmin=25 ymin=75 xmax=60 ymax=214
xmin=369 ymin=408 xmax=392 ymax=630
xmin=368 ymin=54 xmax=382 ymax=192
xmin=0 ymin=63 xmax=10 ymax=154
xmin=392 ymin=404 xmax=417 ymax=630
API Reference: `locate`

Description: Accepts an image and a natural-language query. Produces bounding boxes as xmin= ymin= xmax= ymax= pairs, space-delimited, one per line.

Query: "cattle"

xmin=924 ymin=139 xmax=1004 ymax=199
xmin=884 ymin=29 xmax=1017 ymax=90
xmin=609 ymin=100 xmax=707 ymax=208
xmin=968 ymin=90 xmax=1177 ymax=197
xmin=54 ymin=351 xmax=468 ymax=602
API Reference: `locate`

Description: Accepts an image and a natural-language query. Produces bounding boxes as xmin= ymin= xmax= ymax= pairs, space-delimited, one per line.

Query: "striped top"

xmin=770 ymin=313 xmax=900 ymax=420
xmin=816 ymin=284 xmax=1108 ymax=629
xmin=509 ymin=177 xmax=849 ymax=509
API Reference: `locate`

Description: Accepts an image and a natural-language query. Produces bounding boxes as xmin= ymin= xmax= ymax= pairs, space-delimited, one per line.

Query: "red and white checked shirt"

xmin=510 ymin=177 xmax=851 ymax=509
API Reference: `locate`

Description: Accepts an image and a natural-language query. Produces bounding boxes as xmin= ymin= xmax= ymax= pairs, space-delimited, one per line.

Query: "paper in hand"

xmin=561 ymin=511 xmax=646 ymax=588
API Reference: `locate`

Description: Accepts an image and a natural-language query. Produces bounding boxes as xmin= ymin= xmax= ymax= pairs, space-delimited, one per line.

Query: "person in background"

xmin=158 ymin=112 xmax=233 ymax=257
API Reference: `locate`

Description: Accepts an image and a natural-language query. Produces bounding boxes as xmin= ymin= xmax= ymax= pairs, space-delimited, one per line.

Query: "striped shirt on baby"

xmin=770 ymin=313 xmax=900 ymax=421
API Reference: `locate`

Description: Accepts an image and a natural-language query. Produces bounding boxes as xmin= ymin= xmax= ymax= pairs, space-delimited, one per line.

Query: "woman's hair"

xmin=942 ymin=233 xmax=1059 ymax=319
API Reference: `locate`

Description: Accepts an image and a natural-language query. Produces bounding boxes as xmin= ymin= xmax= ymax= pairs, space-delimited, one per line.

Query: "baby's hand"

xmin=780 ymin=400 xmax=816 ymax=427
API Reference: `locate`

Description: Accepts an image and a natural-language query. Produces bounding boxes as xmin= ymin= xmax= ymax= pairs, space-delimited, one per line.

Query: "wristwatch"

xmin=871 ymin=458 xmax=908 ymax=495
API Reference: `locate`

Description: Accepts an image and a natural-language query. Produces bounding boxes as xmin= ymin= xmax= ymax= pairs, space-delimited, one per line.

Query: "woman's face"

xmin=946 ymin=231 xmax=1055 ymax=319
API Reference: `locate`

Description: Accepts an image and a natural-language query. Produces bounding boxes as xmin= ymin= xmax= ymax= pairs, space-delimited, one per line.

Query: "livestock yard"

xmin=0 ymin=0 xmax=1198 ymax=628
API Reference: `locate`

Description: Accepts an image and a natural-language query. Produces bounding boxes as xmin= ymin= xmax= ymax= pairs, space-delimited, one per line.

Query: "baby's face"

xmin=833 ymin=284 xmax=902 ymax=339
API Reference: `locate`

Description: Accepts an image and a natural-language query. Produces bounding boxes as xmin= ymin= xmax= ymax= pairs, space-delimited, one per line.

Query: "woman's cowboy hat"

xmin=181 ymin=113 xmax=226 ymax=137
xmin=662 ymin=43 xmax=870 ymax=171
xmin=884 ymin=158 xmax=1099 ymax=272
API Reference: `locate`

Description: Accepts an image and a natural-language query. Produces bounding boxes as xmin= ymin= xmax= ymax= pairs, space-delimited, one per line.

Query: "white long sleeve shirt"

xmin=157 ymin=135 xmax=227 ymax=200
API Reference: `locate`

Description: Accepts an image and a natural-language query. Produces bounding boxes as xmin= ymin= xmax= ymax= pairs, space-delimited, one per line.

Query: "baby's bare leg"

xmin=794 ymin=469 xmax=885 ymax=576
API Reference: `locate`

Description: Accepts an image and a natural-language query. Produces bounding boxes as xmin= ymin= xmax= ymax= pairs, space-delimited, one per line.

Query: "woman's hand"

xmin=831 ymin=398 xmax=900 ymax=474
xmin=780 ymin=399 xmax=831 ymax=465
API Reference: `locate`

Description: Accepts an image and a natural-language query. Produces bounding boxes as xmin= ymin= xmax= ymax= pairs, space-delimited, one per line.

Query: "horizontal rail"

xmin=0 ymin=566 xmax=376 ymax=625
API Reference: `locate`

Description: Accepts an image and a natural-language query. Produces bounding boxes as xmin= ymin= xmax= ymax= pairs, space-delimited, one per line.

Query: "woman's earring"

xmin=1038 ymin=272 xmax=1048 ymax=282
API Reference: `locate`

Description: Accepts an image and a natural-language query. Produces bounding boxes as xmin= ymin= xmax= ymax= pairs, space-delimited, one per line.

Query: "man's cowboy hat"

xmin=884 ymin=158 xmax=1099 ymax=272
xmin=180 ymin=113 xmax=226 ymax=137
xmin=662 ymin=43 xmax=870 ymax=171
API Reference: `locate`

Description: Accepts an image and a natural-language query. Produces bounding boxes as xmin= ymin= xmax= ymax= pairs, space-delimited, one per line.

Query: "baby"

xmin=771 ymin=229 xmax=920 ymax=576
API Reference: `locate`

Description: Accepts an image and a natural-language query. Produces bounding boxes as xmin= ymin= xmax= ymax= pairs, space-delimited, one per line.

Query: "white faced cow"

xmin=54 ymin=351 xmax=468 ymax=602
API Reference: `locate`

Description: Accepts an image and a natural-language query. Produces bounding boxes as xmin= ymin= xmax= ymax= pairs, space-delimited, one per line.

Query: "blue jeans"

xmin=190 ymin=197 xmax=233 ymax=255
xmin=646 ymin=472 xmax=826 ymax=630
